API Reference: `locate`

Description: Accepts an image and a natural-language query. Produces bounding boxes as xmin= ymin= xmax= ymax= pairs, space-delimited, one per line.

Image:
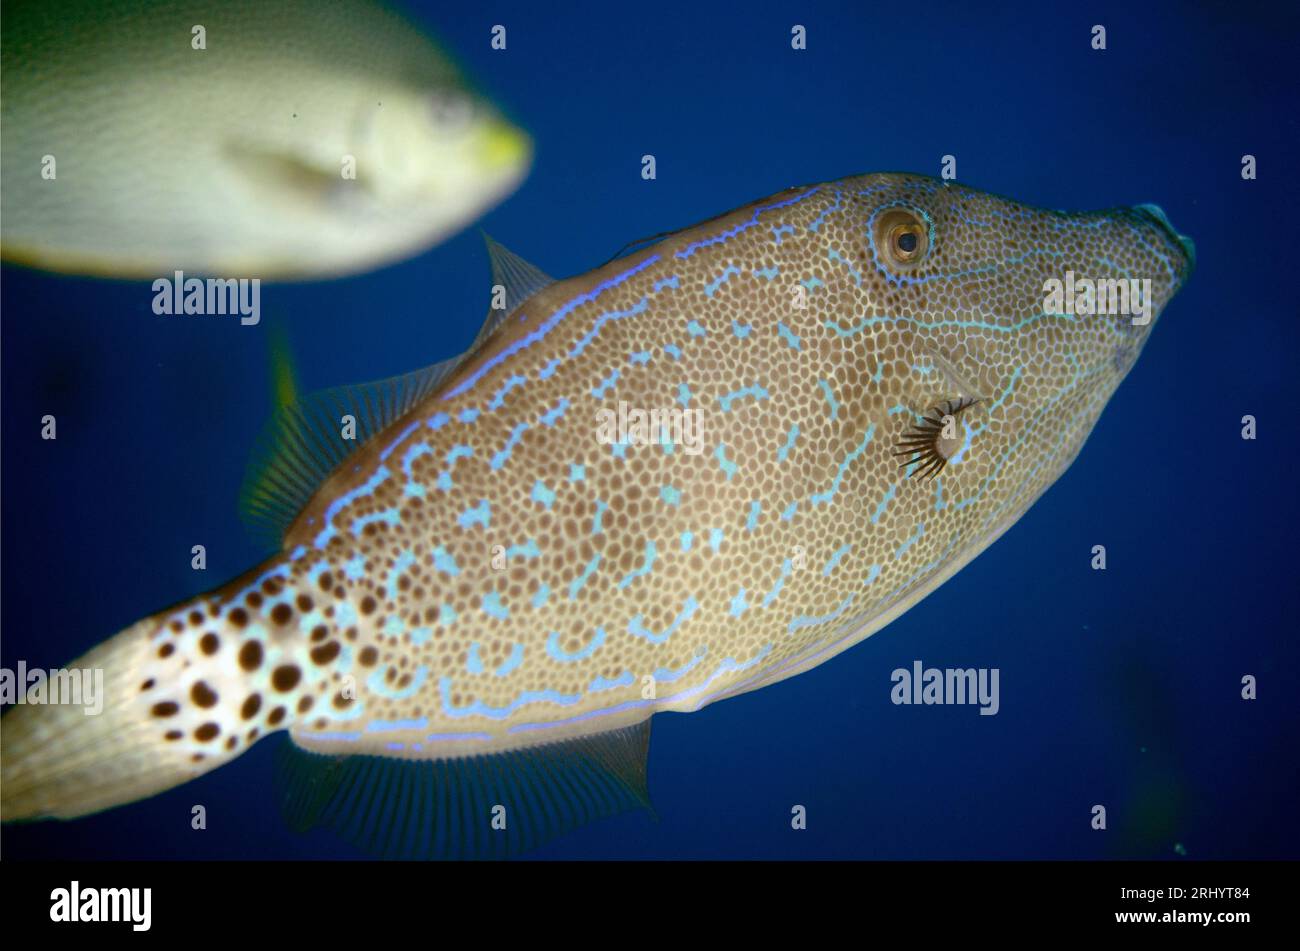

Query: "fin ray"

xmin=476 ymin=234 xmax=554 ymax=347
xmin=240 ymin=355 xmax=463 ymax=546
xmin=273 ymin=720 xmax=653 ymax=859
xmin=242 ymin=237 xmax=553 ymax=548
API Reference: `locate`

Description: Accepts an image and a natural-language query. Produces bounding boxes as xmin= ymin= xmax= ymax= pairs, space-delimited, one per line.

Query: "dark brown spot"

xmin=359 ymin=646 xmax=378 ymax=667
xmin=310 ymin=625 xmax=329 ymax=643
xmin=333 ymin=693 xmax=354 ymax=710
xmin=158 ymin=643 xmax=175 ymax=659
xmin=189 ymin=610 xmax=203 ymax=626
xmin=194 ymin=722 xmax=220 ymax=742
xmin=238 ymin=640 xmax=263 ymax=672
xmin=152 ymin=701 xmax=179 ymax=717
xmin=270 ymin=603 xmax=293 ymax=626
xmin=229 ymin=607 xmax=249 ymax=628
xmin=268 ymin=706 xmax=286 ymax=726
xmin=296 ymin=594 xmax=314 ymax=612
xmin=247 ymin=592 xmax=264 ymax=609
xmin=191 ymin=753 xmax=205 ymax=763
xmin=318 ymin=572 xmax=334 ymax=591
xmin=310 ymin=641 xmax=340 ymax=665
xmin=226 ymin=736 xmax=238 ymax=751
xmin=241 ymin=694 xmax=262 ymax=720
xmin=190 ymin=681 xmax=218 ymax=707
xmin=360 ymin=595 xmax=377 ymax=616
xmin=140 ymin=678 xmax=155 ymax=692
xmin=199 ymin=633 xmax=220 ymax=655
xmin=297 ymin=695 xmax=314 ymax=714
xmin=271 ymin=665 xmax=301 ymax=692
xmin=165 ymin=730 xmax=183 ymax=741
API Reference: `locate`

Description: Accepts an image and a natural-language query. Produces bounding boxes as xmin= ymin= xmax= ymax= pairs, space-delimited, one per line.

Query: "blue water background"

xmin=3 ymin=0 xmax=1297 ymax=859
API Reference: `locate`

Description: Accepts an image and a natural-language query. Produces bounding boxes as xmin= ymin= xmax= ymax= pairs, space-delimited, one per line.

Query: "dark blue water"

xmin=3 ymin=0 xmax=1297 ymax=860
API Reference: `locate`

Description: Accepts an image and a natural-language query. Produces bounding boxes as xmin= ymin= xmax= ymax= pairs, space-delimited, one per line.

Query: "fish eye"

xmin=874 ymin=209 xmax=929 ymax=269
xmin=428 ymin=92 xmax=476 ymax=134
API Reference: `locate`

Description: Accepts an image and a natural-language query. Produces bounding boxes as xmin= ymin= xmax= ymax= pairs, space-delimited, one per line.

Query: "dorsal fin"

xmin=239 ymin=353 xmax=464 ymax=547
xmin=241 ymin=239 xmax=552 ymax=549
xmin=595 ymin=183 xmax=811 ymax=268
xmin=598 ymin=226 xmax=679 ymax=269
xmin=268 ymin=323 xmax=301 ymax=411
xmin=476 ymin=233 xmax=553 ymax=348
xmin=273 ymin=720 xmax=654 ymax=859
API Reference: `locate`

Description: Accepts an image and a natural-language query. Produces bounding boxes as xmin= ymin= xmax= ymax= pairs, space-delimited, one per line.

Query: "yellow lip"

xmin=478 ymin=120 xmax=531 ymax=172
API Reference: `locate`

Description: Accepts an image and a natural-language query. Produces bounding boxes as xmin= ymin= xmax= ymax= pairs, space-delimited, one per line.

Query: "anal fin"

xmin=273 ymin=720 xmax=654 ymax=860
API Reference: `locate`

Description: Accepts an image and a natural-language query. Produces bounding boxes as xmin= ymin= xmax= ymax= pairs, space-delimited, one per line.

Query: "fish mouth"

xmin=479 ymin=121 xmax=531 ymax=171
xmin=1132 ymin=203 xmax=1196 ymax=283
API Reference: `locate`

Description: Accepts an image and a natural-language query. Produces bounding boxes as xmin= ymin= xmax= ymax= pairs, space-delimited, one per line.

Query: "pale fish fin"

xmin=476 ymin=233 xmax=554 ymax=345
xmin=222 ymin=140 xmax=352 ymax=210
xmin=0 ymin=619 xmax=205 ymax=821
xmin=922 ymin=347 xmax=987 ymax=402
xmin=239 ymin=354 xmax=464 ymax=547
xmin=273 ymin=721 xmax=653 ymax=859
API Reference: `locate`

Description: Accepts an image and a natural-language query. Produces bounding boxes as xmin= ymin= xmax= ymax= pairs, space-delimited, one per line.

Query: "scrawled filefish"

xmin=0 ymin=0 xmax=530 ymax=279
xmin=0 ymin=173 xmax=1193 ymax=856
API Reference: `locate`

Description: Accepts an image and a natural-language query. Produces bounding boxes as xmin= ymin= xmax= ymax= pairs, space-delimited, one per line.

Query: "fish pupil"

xmin=897 ymin=231 xmax=918 ymax=253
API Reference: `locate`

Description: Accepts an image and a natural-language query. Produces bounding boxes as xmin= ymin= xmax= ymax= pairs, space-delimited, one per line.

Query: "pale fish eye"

xmin=428 ymin=92 xmax=476 ymax=136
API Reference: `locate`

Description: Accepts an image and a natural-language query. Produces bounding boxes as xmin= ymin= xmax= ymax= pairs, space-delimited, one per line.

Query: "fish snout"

xmin=1132 ymin=203 xmax=1196 ymax=288
xmin=477 ymin=119 xmax=531 ymax=173
xmin=1099 ymin=204 xmax=1192 ymax=375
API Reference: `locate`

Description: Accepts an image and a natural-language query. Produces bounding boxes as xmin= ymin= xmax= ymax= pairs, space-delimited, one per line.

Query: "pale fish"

xmin=0 ymin=0 xmax=530 ymax=279
xmin=0 ymin=173 xmax=1193 ymax=856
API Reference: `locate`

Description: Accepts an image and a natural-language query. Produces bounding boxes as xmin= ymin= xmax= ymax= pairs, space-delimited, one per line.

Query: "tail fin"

xmin=1 ymin=619 xmax=218 ymax=820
